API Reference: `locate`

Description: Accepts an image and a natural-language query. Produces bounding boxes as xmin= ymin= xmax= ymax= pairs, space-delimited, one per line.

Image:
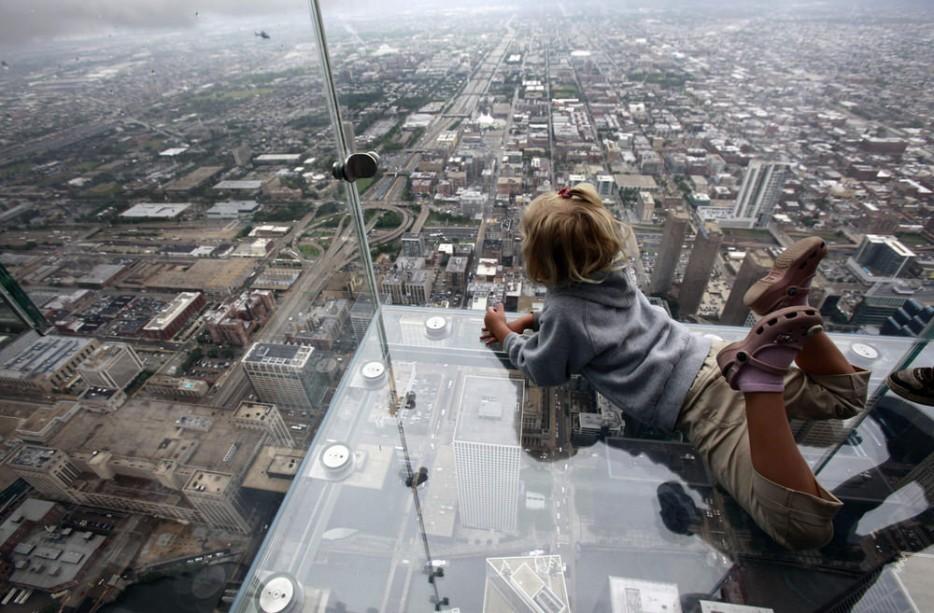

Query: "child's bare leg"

xmin=745 ymin=392 xmax=820 ymax=496
xmin=795 ymin=331 xmax=856 ymax=376
xmin=719 ymin=305 xmax=828 ymax=497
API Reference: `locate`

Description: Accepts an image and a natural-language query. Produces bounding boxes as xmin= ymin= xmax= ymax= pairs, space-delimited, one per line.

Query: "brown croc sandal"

xmin=743 ymin=236 xmax=827 ymax=316
xmin=717 ymin=305 xmax=824 ymax=393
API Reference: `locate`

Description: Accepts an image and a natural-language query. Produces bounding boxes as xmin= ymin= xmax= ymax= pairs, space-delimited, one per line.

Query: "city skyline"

xmin=0 ymin=2 xmax=931 ymax=612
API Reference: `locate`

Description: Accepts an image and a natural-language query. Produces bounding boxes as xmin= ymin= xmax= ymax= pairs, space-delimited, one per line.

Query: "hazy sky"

xmin=0 ymin=0 xmax=926 ymax=46
xmin=0 ymin=0 xmax=464 ymax=45
xmin=0 ymin=0 xmax=304 ymax=45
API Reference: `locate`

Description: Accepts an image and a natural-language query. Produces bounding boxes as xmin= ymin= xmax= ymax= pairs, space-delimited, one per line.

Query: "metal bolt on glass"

xmin=0 ymin=1 xmax=931 ymax=612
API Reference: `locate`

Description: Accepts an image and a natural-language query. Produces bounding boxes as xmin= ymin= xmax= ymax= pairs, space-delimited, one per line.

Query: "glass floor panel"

xmin=235 ymin=306 xmax=933 ymax=613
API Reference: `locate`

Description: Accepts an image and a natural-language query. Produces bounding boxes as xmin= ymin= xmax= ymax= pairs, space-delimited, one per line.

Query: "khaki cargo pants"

xmin=676 ymin=342 xmax=870 ymax=550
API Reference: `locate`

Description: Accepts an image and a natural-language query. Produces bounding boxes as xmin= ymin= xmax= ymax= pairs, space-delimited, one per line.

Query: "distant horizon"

xmin=2 ymin=0 xmax=932 ymax=48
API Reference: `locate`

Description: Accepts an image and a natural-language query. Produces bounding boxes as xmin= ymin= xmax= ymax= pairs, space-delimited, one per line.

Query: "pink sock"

xmin=733 ymin=346 xmax=798 ymax=393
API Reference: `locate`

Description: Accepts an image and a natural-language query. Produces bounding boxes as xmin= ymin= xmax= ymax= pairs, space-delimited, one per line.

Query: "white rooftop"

xmin=207 ymin=201 xmax=260 ymax=216
xmin=159 ymin=146 xmax=189 ymax=157
xmin=255 ymin=154 xmax=302 ymax=163
xmin=243 ymin=342 xmax=314 ymax=368
xmin=863 ymin=234 xmax=917 ymax=258
xmin=215 ymin=180 xmax=264 ymax=190
xmin=143 ymin=292 xmax=202 ymax=332
xmin=120 ymin=203 xmax=191 ymax=218
xmin=0 ymin=333 xmax=94 ymax=379
xmin=0 ymin=498 xmax=56 ymax=548
xmin=609 ymin=576 xmax=681 ymax=613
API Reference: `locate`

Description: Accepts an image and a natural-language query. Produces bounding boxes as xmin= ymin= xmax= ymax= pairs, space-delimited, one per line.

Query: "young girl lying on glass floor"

xmin=480 ymin=183 xmax=869 ymax=550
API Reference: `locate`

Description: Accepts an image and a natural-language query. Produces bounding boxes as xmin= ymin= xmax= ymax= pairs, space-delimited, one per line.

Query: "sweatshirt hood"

xmin=549 ymin=268 xmax=635 ymax=308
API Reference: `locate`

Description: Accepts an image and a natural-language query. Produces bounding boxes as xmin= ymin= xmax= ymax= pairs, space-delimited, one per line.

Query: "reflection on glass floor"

xmin=235 ymin=307 xmax=933 ymax=613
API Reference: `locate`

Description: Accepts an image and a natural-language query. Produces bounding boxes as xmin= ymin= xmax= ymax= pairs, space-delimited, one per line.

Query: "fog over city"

xmin=3 ymin=0 xmax=931 ymax=45
xmin=0 ymin=0 xmax=931 ymax=612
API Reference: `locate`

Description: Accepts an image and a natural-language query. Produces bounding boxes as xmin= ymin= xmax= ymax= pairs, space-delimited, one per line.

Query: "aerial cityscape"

xmin=0 ymin=1 xmax=931 ymax=612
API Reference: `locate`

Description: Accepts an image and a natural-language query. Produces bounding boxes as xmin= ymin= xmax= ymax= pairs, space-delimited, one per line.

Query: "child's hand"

xmin=481 ymin=310 xmax=536 ymax=345
xmin=481 ymin=318 xmax=526 ymax=345
xmin=480 ymin=303 xmax=511 ymax=346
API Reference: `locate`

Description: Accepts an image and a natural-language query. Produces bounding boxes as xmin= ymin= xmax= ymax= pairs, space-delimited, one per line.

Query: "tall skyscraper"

xmin=380 ymin=257 xmax=434 ymax=306
xmin=636 ymin=191 xmax=655 ymax=223
xmin=78 ymin=342 xmax=144 ymax=390
xmin=0 ymin=262 xmax=49 ymax=334
xmin=350 ymin=295 xmax=376 ymax=342
xmin=731 ymin=161 xmax=791 ymax=228
xmin=852 ymin=234 xmax=916 ymax=279
xmin=232 ymin=401 xmax=296 ymax=448
xmin=679 ymin=221 xmax=723 ymax=317
xmin=401 ymin=232 xmax=426 ymax=257
xmin=720 ymin=249 xmax=773 ymax=325
xmin=895 ymin=451 xmax=934 ymax=507
xmin=453 ymin=374 xmax=522 ymax=533
xmin=650 ymin=210 xmax=689 ymax=295
xmin=821 ymin=566 xmax=923 ymax=613
xmin=607 ymin=576 xmax=682 ymax=613
xmin=791 ymin=418 xmax=849 ymax=449
xmin=183 ymin=470 xmax=252 ymax=533
xmin=483 ymin=555 xmax=570 ymax=612
xmin=242 ymin=342 xmax=318 ymax=412
xmin=597 ymin=174 xmax=616 ymax=197
xmin=6 ymin=446 xmax=82 ymax=504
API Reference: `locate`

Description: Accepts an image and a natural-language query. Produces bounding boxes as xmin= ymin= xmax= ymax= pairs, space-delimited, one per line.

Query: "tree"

xmin=315 ymin=201 xmax=342 ymax=218
xmin=621 ymin=188 xmax=639 ymax=204
xmin=181 ymin=347 xmax=204 ymax=372
xmin=375 ymin=210 xmax=403 ymax=228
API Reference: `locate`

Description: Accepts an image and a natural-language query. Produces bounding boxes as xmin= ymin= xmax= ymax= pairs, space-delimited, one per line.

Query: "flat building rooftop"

xmin=147 ymin=259 xmax=256 ymax=293
xmin=8 ymin=445 xmax=62 ymax=469
xmin=185 ymin=470 xmax=233 ymax=495
xmin=46 ymin=399 xmax=266 ymax=477
xmin=242 ymin=342 xmax=314 ymax=368
xmin=143 ymin=292 xmax=202 ymax=332
xmin=120 ymin=203 xmax=191 ymax=218
xmin=0 ymin=333 xmax=94 ymax=379
xmin=234 ymin=401 xmax=278 ymax=422
xmin=241 ymin=446 xmax=305 ymax=494
xmin=79 ymin=342 xmax=129 ymax=370
xmin=454 ymin=372 xmax=524 ymax=447
xmin=214 ymin=179 xmax=264 ymax=190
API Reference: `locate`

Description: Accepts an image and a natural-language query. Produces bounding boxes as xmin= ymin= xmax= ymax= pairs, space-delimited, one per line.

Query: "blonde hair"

xmin=521 ymin=183 xmax=624 ymax=286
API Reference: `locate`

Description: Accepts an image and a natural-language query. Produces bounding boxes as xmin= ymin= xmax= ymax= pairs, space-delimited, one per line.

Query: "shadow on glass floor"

xmin=597 ymin=392 xmax=933 ymax=612
xmin=236 ymin=309 xmax=931 ymax=613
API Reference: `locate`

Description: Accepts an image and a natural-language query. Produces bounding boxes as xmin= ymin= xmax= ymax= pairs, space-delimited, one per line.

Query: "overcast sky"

xmin=0 ymin=0 xmax=925 ymax=47
xmin=0 ymin=0 xmax=308 ymax=46
xmin=0 ymin=0 xmax=464 ymax=45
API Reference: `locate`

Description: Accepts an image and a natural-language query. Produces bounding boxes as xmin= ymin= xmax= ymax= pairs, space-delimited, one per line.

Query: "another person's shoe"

xmin=744 ymin=236 xmax=827 ymax=316
xmin=887 ymin=367 xmax=934 ymax=407
xmin=717 ymin=305 xmax=823 ymax=393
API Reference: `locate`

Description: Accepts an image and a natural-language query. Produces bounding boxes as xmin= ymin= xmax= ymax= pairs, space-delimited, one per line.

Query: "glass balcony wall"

xmin=0 ymin=1 xmax=930 ymax=612
xmin=235 ymin=307 xmax=934 ymax=613
xmin=234 ymin=1 xmax=934 ymax=612
xmin=0 ymin=3 xmax=380 ymax=611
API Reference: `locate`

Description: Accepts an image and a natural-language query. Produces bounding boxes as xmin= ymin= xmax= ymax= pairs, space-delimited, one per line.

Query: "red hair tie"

xmin=557 ymin=186 xmax=572 ymax=199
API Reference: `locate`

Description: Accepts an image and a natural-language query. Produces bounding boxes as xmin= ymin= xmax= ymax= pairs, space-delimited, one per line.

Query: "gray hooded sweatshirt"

xmin=503 ymin=269 xmax=711 ymax=431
